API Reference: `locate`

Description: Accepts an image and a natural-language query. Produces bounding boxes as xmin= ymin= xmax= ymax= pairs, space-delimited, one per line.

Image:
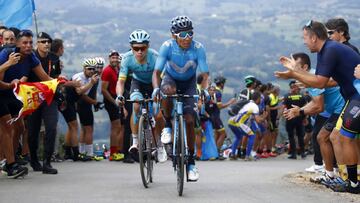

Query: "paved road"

xmin=0 ymin=155 xmax=357 ymax=203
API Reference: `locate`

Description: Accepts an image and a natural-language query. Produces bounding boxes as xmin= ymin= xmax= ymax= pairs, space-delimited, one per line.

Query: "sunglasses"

xmin=327 ymin=30 xmax=336 ymax=35
xmin=174 ymin=31 xmax=194 ymax=39
xmin=132 ymin=46 xmax=147 ymax=52
xmin=305 ymin=20 xmax=313 ymax=29
xmin=86 ymin=67 xmax=95 ymax=71
xmin=38 ymin=40 xmax=50 ymax=44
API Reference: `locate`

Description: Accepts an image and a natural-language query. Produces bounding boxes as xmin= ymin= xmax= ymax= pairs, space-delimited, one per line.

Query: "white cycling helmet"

xmin=94 ymin=57 xmax=105 ymax=67
xmin=82 ymin=58 xmax=97 ymax=67
xmin=129 ymin=29 xmax=150 ymax=44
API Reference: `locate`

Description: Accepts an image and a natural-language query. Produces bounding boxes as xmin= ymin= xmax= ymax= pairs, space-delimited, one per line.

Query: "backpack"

xmin=228 ymin=99 xmax=250 ymax=116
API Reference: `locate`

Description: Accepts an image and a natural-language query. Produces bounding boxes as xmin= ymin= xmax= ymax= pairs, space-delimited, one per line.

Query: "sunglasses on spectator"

xmin=174 ymin=31 xmax=194 ymax=39
xmin=132 ymin=46 xmax=147 ymax=52
xmin=38 ymin=40 xmax=50 ymax=44
xmin=327 ymin=30 xmax=336 ymax=35
xmin=305 ymin=20 xmax=313 ymax=29
xmin=86 ymin=67 xmax=95 ymax=71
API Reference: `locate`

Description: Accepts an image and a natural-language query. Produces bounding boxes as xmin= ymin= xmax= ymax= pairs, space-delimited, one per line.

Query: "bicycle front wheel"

xmin=138 ymin=115 xmax=151 ymax=188
xmin=176 ymin=115 xmax=185 ymax=196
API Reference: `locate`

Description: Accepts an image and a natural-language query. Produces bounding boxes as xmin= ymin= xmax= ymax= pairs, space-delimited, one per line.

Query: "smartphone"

xmin=14 ymin=47 xmax=20 ymax=53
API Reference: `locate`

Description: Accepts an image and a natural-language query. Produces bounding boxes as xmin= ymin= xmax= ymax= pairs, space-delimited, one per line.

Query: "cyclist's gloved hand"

xmin=115 ymin=95 xmax=125 ymax=105
xmin=152 ymin=87 xmax=160 ymax=102
xmin=94 ymin=102 xmax=104 ymax=112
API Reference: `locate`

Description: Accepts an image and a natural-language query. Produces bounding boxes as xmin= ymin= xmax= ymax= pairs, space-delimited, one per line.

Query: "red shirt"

xmin=101 ymin=65 xmax=119 ymax=96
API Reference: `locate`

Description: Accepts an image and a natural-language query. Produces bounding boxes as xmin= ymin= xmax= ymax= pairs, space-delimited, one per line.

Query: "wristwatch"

xmin=299 ymin=108 xmax=305 ymax=117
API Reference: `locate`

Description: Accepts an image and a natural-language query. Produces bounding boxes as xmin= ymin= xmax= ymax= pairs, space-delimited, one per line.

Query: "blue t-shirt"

xmin=119 ymin=48 xmax=158 ymax=84
xmin=307 ymin=86 xmax=344 ymax=114
xmin=315 ymin=40 xmax=360 ymax=100
xmin=0 ymin=49 xmax=40 ymax=95
xmin=155 ymin=39 xmax=209 ymax=81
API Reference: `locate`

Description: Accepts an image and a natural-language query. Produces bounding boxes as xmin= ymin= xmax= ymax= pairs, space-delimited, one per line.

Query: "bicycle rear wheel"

xmin=176 ymin=115 xmax=185 ymax=196
xmin=138 ymin=115 xmax=151 ymax=188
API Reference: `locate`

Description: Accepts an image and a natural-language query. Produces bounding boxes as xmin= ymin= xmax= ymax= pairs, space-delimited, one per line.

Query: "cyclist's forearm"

xmin=152 ymin=70 xmax=161 ymax=89
xmin=116 ymin=79 xmax=125 ymax=96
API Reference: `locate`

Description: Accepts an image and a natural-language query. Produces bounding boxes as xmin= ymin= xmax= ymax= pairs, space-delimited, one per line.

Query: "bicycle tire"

xmin=177 ymin=115 xmax=185 ymax=196
xmin=138 ymin=115 xmax=151 ymax=188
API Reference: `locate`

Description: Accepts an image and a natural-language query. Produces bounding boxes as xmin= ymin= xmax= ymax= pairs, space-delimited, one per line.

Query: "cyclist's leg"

xmin=160 ymin=73 xmax=176 ymax=143
xmin=104 ymin=96 xmax=123 ymax=160
xmin=338 ymin=98 xmax=360 ymax=187
xmin=129 ymin=79 xmax=145 ymax=149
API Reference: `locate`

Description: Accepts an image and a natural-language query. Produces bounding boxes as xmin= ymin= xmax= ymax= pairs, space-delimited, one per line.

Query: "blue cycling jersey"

xmin=119 ymin=48 xmax=158 ymax=84
xmin=155 ymin=39 xmax=209 ymax=81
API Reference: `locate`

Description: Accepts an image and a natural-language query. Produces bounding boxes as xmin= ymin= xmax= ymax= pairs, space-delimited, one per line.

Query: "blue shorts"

xmin=161 ymin=71 xmax=196 ymax=115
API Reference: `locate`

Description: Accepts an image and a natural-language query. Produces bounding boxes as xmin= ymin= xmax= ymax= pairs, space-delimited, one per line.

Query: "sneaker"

xmin=161 ymin=127 xmax=172 ymax=144
xmin=287 ymin=154 xmax=297 ymax=159
xmin=305 ymin=164 xmax=324 ymax=173
xmin=128 ymin=145 xmax=138 ymax=153
xmin=5 ymin=163 xmax=28 ymax=179
xmin=187 ymin=164 xmax=199 ymax=182
xmin=329 ymin=179 xmax=349 ymax=193
xmin=229 ymin=153 xmax=237 ymax=160
xmin=346 ymin=182 xmax=360 ymax=194
xmin=51 ymin=153 xmax=64 ymax=162
xmin=123 ymin=154 xmax=135 ymax=163
xmin=92 ymin=155 xmax=104 ymax=161
xmin=15 ymin=155 xmax=28 ymax=165
xmin=260 ymin=152 xmax=269 ymax=158
xmin=157 ymin=146 xmax=167 ymax=163
xmin=78 ymin=153 xmax=93 ymax=162
xmin=109 ymin=153 xmax=124 ymax=161
xmin=269 ymin=152 xmax=277 ymax=157
xmin=310 ymin=172 xmax=333 ymax=185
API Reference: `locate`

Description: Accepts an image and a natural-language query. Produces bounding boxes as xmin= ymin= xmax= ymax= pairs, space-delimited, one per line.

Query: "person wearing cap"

xmin=116 ymin=29 xmax=167 ymax=163
xmin=27 ymin=31 xmax=61 ymax=174
xmin=283 ymin=80 xmax=308 ymax=159
xmin=212 ymin=76 xmax=235 ymax=160
xmin=152 ymin=15 xmax=209 ymax=181
xmin=101 ymin=50 xmax=125 ymax=161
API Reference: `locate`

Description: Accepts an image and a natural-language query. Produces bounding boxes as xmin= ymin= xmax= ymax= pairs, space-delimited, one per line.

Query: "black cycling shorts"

xmin=338 ymin=98 xmax=360 ymax=138
xmin=60 ymin=101 xmax=77 ymax=123
xmin=160 ymin=72 xmax=196 ymax=115
xmin=323 ymin=113 xmax=339 ymax=132
xmin=211 ymin=116 xmax=225 ymax=131
xmin=130 ymin=78 xmax=153 ymax=98
xmin=77 ymin=103 xmax=94 ymax=126
xmin=0 ymin=94 xmax=22 ymax=117
xmin=104 ymin=96 xmax=120 ymax=121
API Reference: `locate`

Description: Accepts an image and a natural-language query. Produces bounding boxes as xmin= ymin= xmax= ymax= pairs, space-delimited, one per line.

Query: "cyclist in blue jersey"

xmin=152 ymin=16 xmax=209 ymax=181
xmin=116 ymin=29 xmax=167 ymax=163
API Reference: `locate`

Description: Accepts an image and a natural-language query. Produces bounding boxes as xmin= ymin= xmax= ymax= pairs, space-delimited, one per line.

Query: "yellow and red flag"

xmin=10 ymin=78 xmax=65 ymax=123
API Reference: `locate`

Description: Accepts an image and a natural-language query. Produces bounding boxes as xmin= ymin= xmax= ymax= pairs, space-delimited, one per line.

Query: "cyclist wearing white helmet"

xmin=152 ymin=16 xmax=209 ymax=181
xmin=61 ymin=58 xmax=99 ymax=162
xmin=77 ymin=57 xmax=104 ymax=161
xmin=116 ymin=29 xmax=167 ymax=163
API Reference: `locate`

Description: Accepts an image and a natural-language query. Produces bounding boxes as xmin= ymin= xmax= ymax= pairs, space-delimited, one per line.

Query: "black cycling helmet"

xmin=214 ymin=76 xmax=226 ymax=84
xmin=170 ymin=16 xmax=193 ymax=34
xmin=244 ymin=75 xmax=256 ymax=86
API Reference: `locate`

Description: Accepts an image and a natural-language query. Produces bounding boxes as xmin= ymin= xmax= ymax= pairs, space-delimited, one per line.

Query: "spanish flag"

xmin=10 ymin=79 xmax=65 ymax=123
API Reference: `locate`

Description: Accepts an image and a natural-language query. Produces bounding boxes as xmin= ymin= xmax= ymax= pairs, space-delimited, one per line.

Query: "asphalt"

xmin=0 ymin=155 xmax=358 ymax=203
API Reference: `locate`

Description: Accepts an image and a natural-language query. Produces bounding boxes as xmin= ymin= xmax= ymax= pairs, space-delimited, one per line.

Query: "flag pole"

xmin=33 ymin=10 xmax=38 ymax=37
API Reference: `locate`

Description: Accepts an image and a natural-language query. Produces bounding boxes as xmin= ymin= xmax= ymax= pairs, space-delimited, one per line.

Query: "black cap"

xmin=37 ymin=32 xmax=52 ymax=43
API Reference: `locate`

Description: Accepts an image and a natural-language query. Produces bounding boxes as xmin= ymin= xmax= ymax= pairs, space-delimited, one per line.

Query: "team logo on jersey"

xmin=194 ymin=42 xmax=202 ymax=49
xmin=163 ymin=40 xmax=171 ymax=47
xmin=168 ymin=60 xmax=197 ymax=73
